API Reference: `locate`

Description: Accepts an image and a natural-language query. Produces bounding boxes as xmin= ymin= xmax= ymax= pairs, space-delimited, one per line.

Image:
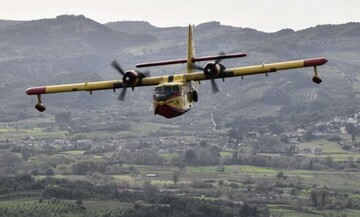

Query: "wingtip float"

xmin=26 ymin=25 xmax=328 ymax=118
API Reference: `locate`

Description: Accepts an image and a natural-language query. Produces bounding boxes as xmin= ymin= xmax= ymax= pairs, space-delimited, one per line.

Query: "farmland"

xmin=2 ymin=110 xmax=360 ymax=217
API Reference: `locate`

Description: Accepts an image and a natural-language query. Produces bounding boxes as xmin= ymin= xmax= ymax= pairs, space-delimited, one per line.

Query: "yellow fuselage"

xmin=153 ymin=81 xmax=194 ymax=118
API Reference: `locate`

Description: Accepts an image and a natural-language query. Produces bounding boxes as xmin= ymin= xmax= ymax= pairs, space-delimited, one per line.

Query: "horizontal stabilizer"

xmin=136 ymin=53 xmax=247 ymax=68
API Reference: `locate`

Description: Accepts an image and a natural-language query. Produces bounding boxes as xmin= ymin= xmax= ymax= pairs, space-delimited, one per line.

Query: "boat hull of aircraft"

xmin=153 ymin=85 xmax=192 ymax=118
xmin=155 ymin=104 xmax=190 ymax=119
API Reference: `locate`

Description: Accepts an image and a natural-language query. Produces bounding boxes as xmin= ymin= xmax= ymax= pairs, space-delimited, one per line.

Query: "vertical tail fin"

xmin=187 ymin=25 xmax=195 ymax=73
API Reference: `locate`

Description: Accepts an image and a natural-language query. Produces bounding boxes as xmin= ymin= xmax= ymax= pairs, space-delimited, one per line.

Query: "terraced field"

xmin=290 ymin=89 xmax=318 ymax=104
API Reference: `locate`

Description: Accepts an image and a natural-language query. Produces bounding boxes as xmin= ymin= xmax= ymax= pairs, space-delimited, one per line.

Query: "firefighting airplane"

xmin=26 ymin=25 xmax=328 ymax=119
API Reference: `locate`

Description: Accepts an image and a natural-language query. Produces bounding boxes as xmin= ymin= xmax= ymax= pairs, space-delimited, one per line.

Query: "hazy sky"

xmin=0 ymin=0 xmax=359 ymax=32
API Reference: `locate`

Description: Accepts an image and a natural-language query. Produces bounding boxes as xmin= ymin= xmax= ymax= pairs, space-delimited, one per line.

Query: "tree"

xmin=196 ymin=148 xmax=220 ymax=165
xmin=143 ymin=180 xmax=158 ymax=193
xmin=347 ymin=157 xmax=355 ymax=168
xmin=75 ymin=199 xmax=83 ymax=207
xmin=345 ymin=123 xmax=355 ymax=135
xmin=290 ymin=188 xmax=298 ymax=196
xmin=317 ymin=124 xmax=327 ymax=132
xmin=173 ymin=171 xmax=180 ymax=185
xmin=239 ymin=204 xmax=257 ymax=217
xmin=303 ymin=131 xmax=316 ymax=142
xmin=71 ymin=160 xmax=107 ymax=175
xmin=310 ymin=189 xmax=330 ymax=208
xmin=324 ymin=156 xmax=334 ymax=168
xmin=133 ymin=149 xmax=165 ymax=165
xmin=229 ymin=183 xmax=239 ymax=189
xmin=199 ymin=140 xmax=208 ymax=147
xmin=184 ymin=149 xmax=196 ymax=165
xmin=310 ymin=190 xmax=318 ymax=207
xmin=308 ymin=160 xmax=314 ymax=170
xmin=285 ymin=145 xmax=297 ymax=156
xmin=45 ymin=168 xmax=54 ymax=176
xmin=276 ymin=171 xmax=285 ymax=179
xmin=256 ymin=135 xmax=282 ymax=152
xmin=269 ymin=123 xmax=284 ymax=135
xmin=280 ymin=134 xmax=290 ymax=143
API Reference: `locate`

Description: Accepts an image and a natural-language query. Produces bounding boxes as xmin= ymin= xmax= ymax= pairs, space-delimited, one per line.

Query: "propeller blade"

xmin=211 ymin=79 xmax=220 ymax=93
xmin=193 ymin=64 xmax=204 ymax=71
xmin=118 ymin=88 xmax=127 ymax=101
xmin=111 ymin=60 xmax=125 ymax=75
xmin=215 ymin=52 xmax=226 ymax=64
xmin=136 ymin=70 xmax=151 ymax=78
xmin=143 ymin=71 xmax=151 ymax=77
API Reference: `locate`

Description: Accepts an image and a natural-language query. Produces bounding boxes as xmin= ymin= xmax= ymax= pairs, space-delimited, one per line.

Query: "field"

xmin=2 ymin=115 xmax=360 ymax=216
xmin=296 ymin=139 xmax=360 ymax=161
xmin=0 ymin=126 xmax=66 ymax=140
xmin=269 ymin=205 xmax=360 ymax=217
xmin=0 ymin=199 xmax=134 ymax=217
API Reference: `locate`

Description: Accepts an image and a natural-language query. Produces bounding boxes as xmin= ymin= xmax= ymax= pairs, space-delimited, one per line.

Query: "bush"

xmin=229 ymin=183 xmax=239 ymax=189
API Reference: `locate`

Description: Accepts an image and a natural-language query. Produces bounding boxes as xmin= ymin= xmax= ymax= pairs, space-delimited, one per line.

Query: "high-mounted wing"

xmin=26 ymin=59 xmax=165 ymax=98
xmin=185 ymin=57 xmax=328 ymax=84
xmin=26 ymin=76 xmax=164 ymax=112
xmin=26 ymin=77 xmax=163 ymax=96
xmin=26 ymin=80 xmax=124 ymax=95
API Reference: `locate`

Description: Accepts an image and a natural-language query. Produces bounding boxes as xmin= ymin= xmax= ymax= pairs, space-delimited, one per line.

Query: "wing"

xmin=26 ymin=77 xmax=163 ymax=95
xmin=26 ymin=57 xmax=327 ymax=95
xmin=185 ymin=57 xmax=328 ymax=82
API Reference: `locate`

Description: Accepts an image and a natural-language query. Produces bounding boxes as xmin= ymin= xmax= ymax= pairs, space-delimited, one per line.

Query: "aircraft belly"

xmin=154 ymin=95 xmax=191 ymax=118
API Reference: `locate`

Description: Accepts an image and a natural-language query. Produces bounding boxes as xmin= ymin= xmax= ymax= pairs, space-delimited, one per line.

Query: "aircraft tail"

xmin=187 ymin=25 xmax=195 ymax=73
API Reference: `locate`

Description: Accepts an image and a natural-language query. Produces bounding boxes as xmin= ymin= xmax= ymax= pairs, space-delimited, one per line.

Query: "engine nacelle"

xmin=123 ymin=70 xmax=144 ymax=87
xmin=203 ymin=63 xmax=225 ymax=79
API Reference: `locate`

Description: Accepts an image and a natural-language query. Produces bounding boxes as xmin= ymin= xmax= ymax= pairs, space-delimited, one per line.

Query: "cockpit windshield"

xmin=155 ymin=85 xmax=181 ymax=93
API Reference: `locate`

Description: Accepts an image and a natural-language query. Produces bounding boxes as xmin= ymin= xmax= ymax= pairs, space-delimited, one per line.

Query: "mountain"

xmin=0 ymin=20 xmax=23 ymax=29
xmin=0 ymin=15 xmax=359 ymax=125
xmin=0 ymin=15 xmax=156 ymax=56
xmin=106 ymin=21 xmax=157 ymax=33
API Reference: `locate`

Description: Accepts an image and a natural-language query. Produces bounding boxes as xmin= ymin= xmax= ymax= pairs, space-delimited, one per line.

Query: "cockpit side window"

xmin=173 ymin=85 xmax=180 ymax=92
xmin=155 ymin=86 xmax=163 ymax=93
xmin=164 ymin=86 xmax=172 ymax=93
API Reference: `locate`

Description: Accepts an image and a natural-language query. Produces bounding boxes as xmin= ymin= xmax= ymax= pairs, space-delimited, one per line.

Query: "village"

xmin=1 ymin=111 xmax=360 ymax=160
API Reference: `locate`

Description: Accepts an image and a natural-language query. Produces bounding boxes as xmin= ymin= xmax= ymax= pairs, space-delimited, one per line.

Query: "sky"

xmin=0 ymin=0 xmax=359 ymax=32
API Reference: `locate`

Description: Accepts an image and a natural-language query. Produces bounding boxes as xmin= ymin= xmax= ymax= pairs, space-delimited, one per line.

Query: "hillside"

xmin=0 ymin=15 xmax=359 ymax=125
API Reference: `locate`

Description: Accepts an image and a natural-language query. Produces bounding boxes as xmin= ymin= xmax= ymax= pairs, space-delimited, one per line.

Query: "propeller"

xmin=194 ymin=52 xmax=226 ymax=94
xmin=111 ymin=60 xmax=150 ymax=101
xmin=193 ymin=65 xmax=220 ymax=93
xmin=111 ymin=60 xmax=127 ymax=101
